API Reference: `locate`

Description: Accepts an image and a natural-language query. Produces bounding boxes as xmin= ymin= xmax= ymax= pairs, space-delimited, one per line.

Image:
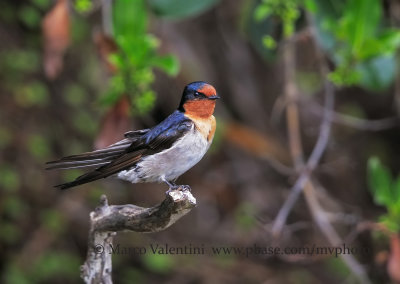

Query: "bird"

xmin=46 ymin=81 xmax=220 ymax=191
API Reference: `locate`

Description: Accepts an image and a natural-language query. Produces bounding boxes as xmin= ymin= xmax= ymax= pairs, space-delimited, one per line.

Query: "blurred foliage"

xmin=234 ymin=202 xmax=257 ymax=231
xmin=1 ymin=0 xmax=399 ymax=283
xmin=40 ymin=209 xmax=65 ymax=235
xmin=4 ymin=252 xmax=81 ymax=283
xmin=253 ymin=0 xmax=400 ymax=91
xmin=0 ymin=166 xmax=20 ymax=192
xmin=148 ymin=0 xmax=220 ymax=19
xmin=312 ymin=0 xmax=400 ymax=90
xmin=120 ymin=267 xmax=145 ymax=284
xmin=142 ymin=253 xmax=175 ymax=273
xmin=254 ymin=0 xmax=300 ymax=38
xmin=368 ymin=157 xmax=400 ymax=233
xmin=27 ymin=134 xmax=51 ymax=160
xmin=74 ymin=0 xmax=93 ymax=13
xmin=102 ymin=0 xmax=179 ymax=114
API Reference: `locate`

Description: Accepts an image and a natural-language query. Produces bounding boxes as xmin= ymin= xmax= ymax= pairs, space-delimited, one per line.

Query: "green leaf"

xmin=134 ymin=90 xmax=156 ymax=114
xmin=113 ymin=0 xmax=147 ymax=38
xmin=393 ymin=175 xmax=400 ymax=204
xmin=378 ymin=30 xmax=400 ymax=52
xmin=142 ymin=253 xmax=174 ymax=273
xmin=328 ymin=67 xmax=360 ymax=87
xmin=367 ymin=157 xmax=392 ymax=206
xmin=148 ymin=0 xmax=219 ymax=19
xmin=108 ymin=53 xmax=124 ymax=70
xmin=131 ymin=68 xmax=155 ymax=86
xmin=304 ymin=0 xmax=317 ymax=13
xmin=74 ymin=0 xmax=93 ymax=13
xmin=356 ymin=55 xmax=395 ymax=92
xmin=254 ymin=4 xmax=272 ymax=22
xmin=18 ymin=5 xmax=41 ymax=28
xmin=309 ymin=0 xmax=398 ymax=91
xmin=262 ymin=35 xmax=277 ymax=49
xmin=340 ymin=0 xmax=381 ymax=57
xmin=151 ymin=55 xmax=179 ymax=76
xmin=379 ymin=215 xmax=400 ymax=233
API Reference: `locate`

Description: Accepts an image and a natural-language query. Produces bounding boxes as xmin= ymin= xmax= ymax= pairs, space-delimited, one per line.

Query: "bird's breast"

xmin=185 ymin=114 xmax=216 ymax=142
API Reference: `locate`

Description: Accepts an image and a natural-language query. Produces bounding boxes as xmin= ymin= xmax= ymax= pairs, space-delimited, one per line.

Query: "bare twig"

xmin=283 ymin=40 xmax=304 ymax=170
xmin=269 ymin=12 xmax=371 ymax=283
xmin=272 ymin=97 xmax=399 ymax=131
xmin=303 ymin=183 xmax=371 ymax=283
xmin=81 ymin=188 xmax=196 ymax=284
xmin=271 ymin=45 xmax=334 ymax=236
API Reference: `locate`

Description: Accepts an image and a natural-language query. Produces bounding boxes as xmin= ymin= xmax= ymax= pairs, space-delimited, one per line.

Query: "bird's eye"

xmin=194 ymin=91 xmax=200 ymax=96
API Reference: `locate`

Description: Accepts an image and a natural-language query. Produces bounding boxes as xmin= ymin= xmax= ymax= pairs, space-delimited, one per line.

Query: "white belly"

xmin=117 ymin=126 xmax=210 ymax=183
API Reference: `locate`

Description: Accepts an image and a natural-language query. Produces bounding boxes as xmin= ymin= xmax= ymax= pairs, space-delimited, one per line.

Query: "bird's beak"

xmin=208 ymin=94 xmax=220 ymax=100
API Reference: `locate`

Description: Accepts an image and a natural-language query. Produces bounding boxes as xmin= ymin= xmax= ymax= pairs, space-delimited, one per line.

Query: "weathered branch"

xmin=80 ymin=188 xmax=196 ymax=284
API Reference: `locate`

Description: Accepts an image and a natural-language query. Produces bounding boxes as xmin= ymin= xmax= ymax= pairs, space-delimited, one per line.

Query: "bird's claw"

xmin=165 ymin=184 xmax=191 ymax=194
xmin=180 ymin=185 xmax=191 ymax=192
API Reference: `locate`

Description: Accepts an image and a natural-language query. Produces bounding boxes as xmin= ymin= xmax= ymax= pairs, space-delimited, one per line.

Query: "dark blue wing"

xmin=52 ymin=110 xmax=192 ymax=189
xmin=141 ymin=110 xmax=193 ymax=152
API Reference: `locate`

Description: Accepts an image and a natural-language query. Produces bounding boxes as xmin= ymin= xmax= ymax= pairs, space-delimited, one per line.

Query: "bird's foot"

xmin=179 ymin=185 xmax=191 ymax=192
xmin=165 ymin=184 xmax=191 ymax=194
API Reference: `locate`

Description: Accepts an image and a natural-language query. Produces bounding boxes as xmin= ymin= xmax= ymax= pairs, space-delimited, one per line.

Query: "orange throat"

xmin=183 ymin=100 xmax=216 ymax=118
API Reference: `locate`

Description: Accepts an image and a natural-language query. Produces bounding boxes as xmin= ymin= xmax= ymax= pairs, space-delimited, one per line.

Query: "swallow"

xmin=46 ymin=81 xmax=220 ymax=191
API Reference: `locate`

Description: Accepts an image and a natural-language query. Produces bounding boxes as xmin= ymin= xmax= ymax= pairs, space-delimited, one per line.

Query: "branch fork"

xmin=81 ymin=187 xmax=196 ymax=284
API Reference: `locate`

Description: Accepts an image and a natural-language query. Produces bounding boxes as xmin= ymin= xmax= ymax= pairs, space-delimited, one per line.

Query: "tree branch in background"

xmin=305 ymin=100 xmax=399 ymax=131
xmin=271 ymin=56 xmax=334 ymax=236
xmin=269 ymin=12 xmax=372 ymax=283
xmin=283 ymin=37 xmax=304 ymax=170
xmin=81 ymin=189 xmax=196 ymax=284
xmin=101 ymin=0 xmax=113 ymax=36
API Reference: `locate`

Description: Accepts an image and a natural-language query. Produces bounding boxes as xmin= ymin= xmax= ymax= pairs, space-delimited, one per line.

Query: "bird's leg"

xmin=162 ymin=177 xmax=179 ymax=193
xmin=178 ymin=185 xmax=191 ymax=192
xmin=165 ymin=180 xmax=177 ymax=188
xmin=171 ymin=178 xmax=191 ymax=192
xmin=162 ymin=177 xmax=191 ymax=193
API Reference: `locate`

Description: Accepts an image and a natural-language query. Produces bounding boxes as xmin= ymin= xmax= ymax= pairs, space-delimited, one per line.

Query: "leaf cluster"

xmin=311 ymin=0 xmax=400 ymax=90
xmin=102 ymin=0 xmax=179 ymax=114
xmin=254 ymin=0 xmax=400 ymax=91
xmin=368 ymin=157 xmax=400 ymax=233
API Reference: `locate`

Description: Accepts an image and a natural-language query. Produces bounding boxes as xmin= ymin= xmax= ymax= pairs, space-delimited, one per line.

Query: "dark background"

xmin=0 ymin=0 xmax=399 ymax=283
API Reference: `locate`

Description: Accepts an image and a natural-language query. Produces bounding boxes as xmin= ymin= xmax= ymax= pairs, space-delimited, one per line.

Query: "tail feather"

xmin=54 ymin=170 xmax=106 ymax=190
xmin=46 ymin=155 xmax=118 ymax=170
xmin=47 ymin=135 xmax=148 ymax=190
xmin=46 ymin=139 xmax=134 ymax=170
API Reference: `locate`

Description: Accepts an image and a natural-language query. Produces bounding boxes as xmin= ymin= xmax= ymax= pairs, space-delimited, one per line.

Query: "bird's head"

xmin=178 ymin=81 xmax=220 ymax=118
